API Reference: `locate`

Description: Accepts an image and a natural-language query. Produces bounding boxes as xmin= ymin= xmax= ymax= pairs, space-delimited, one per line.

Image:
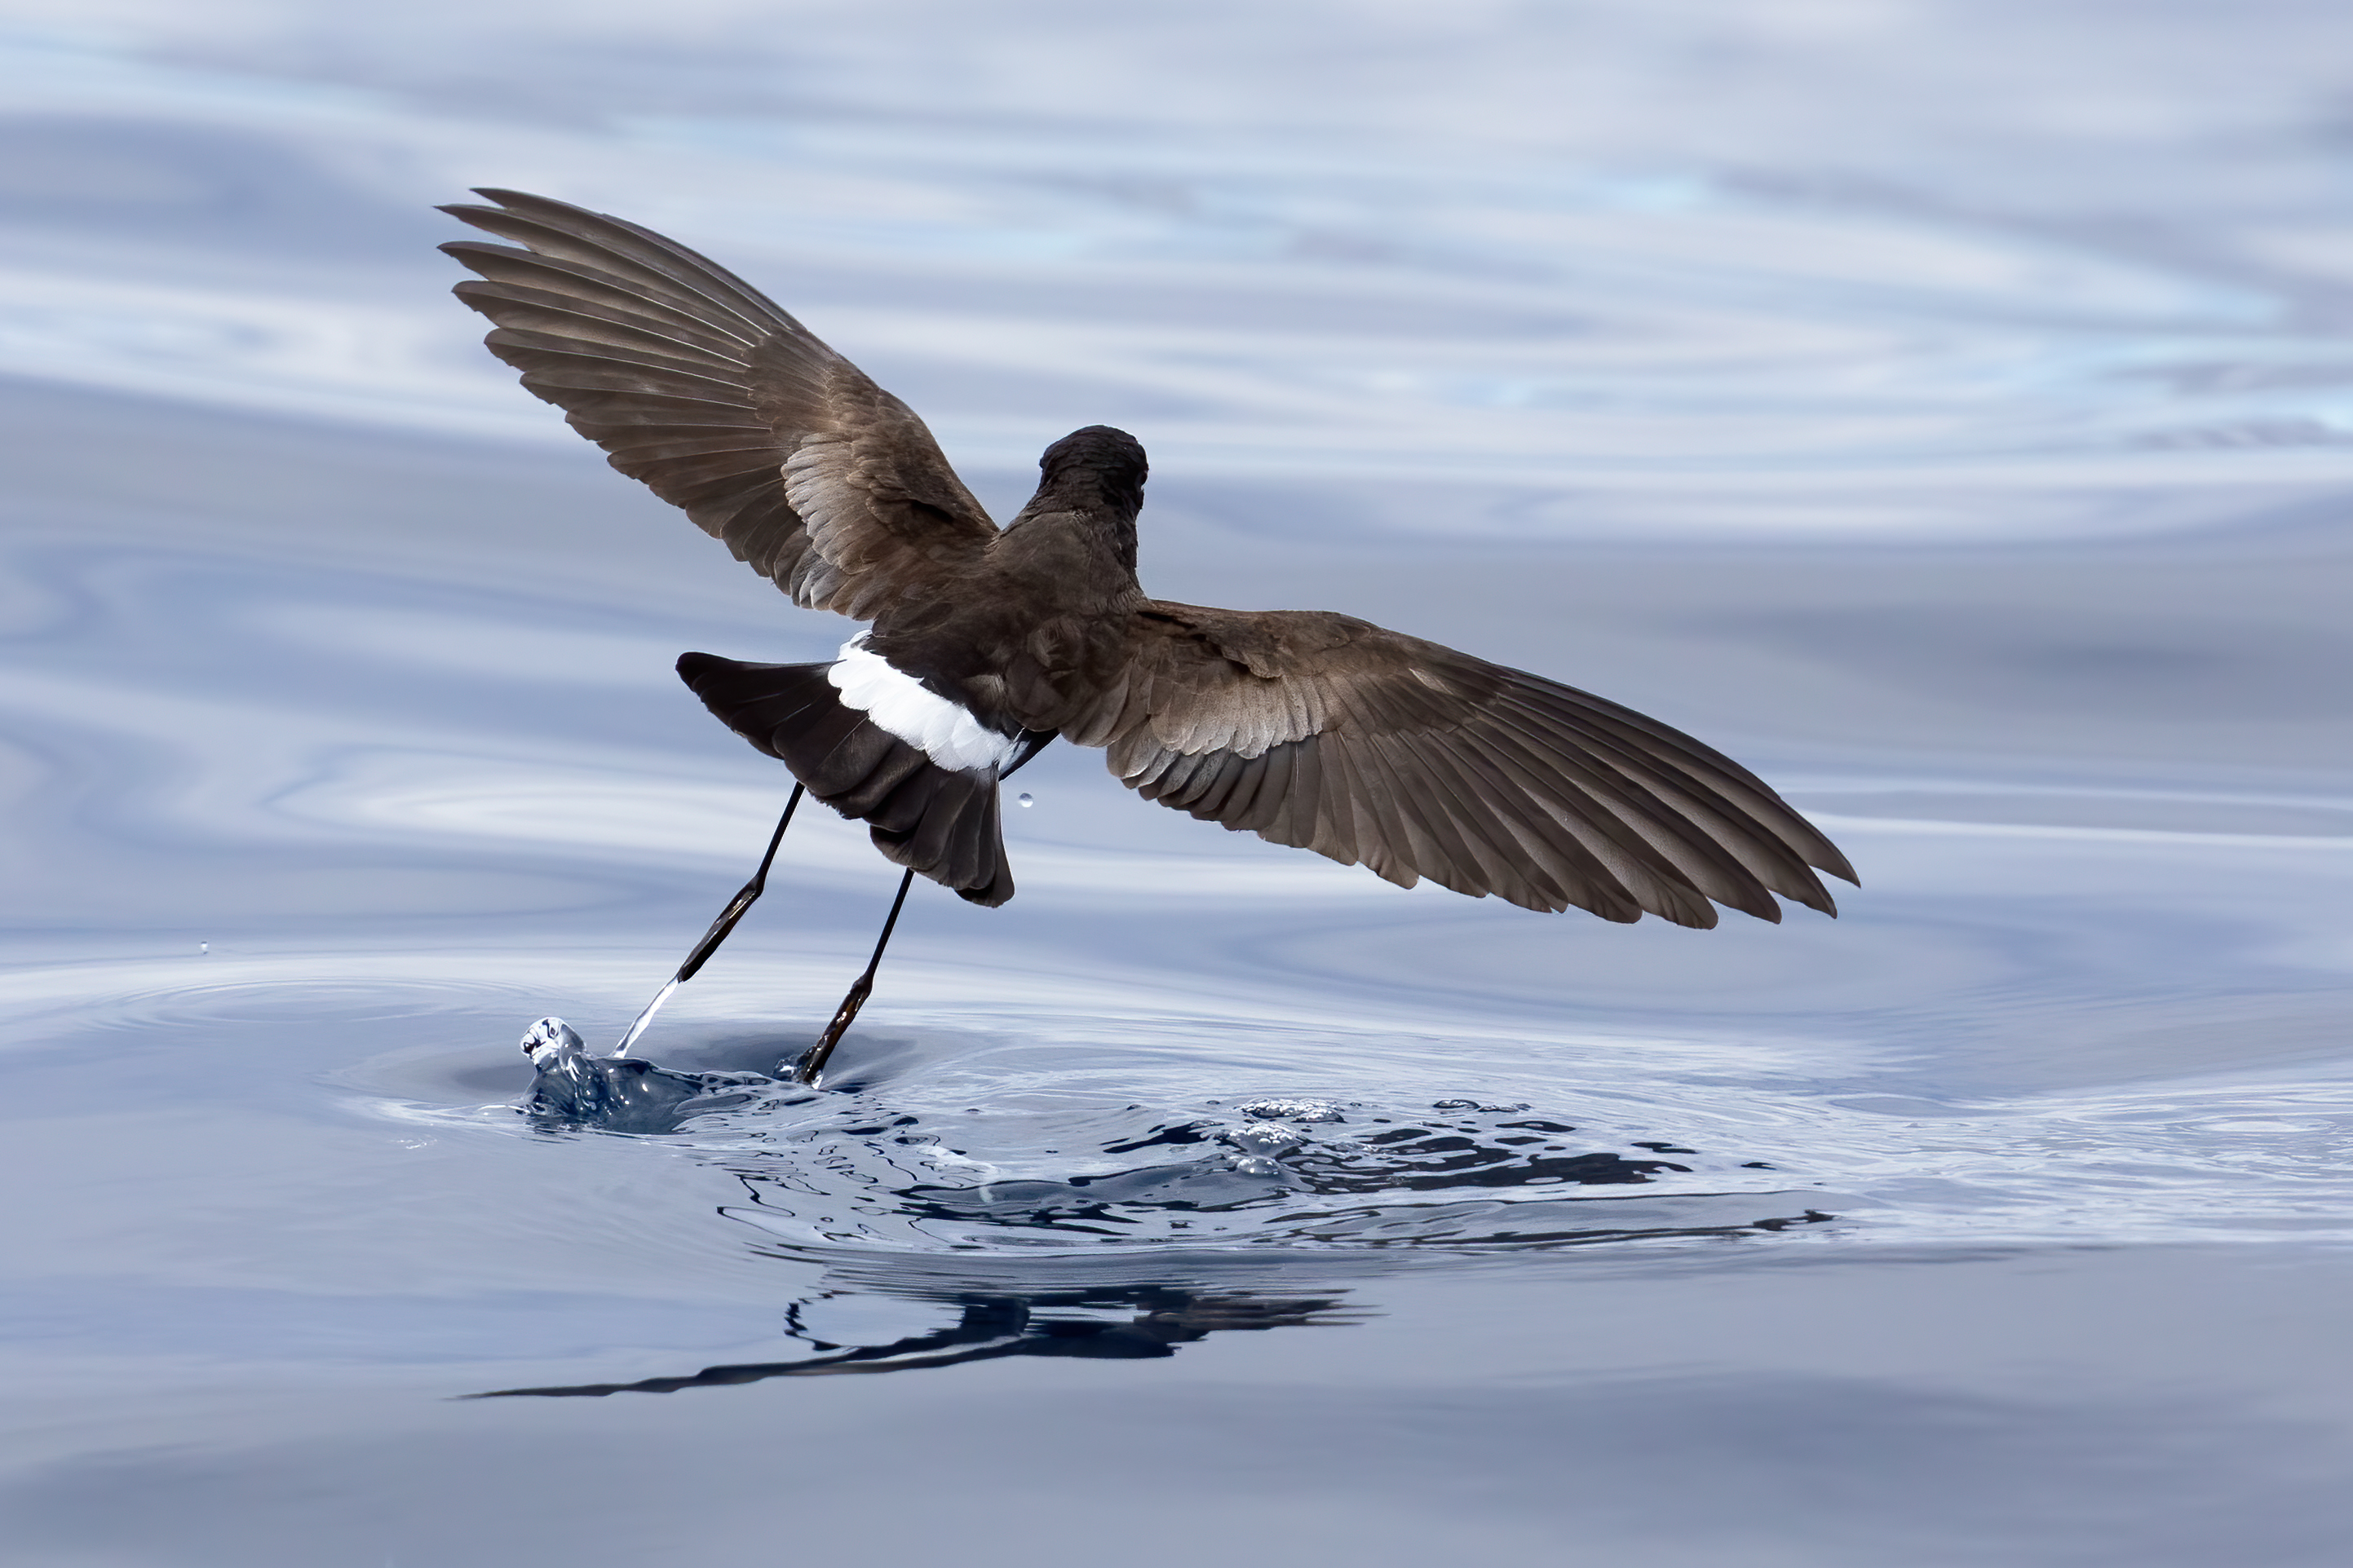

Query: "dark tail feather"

xmin=676 ymin=651 xmax=1015 ymax=907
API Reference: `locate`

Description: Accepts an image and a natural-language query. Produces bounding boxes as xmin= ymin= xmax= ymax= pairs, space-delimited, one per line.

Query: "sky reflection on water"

xmin=3 ymin=2 xmax=2353 ymax=1564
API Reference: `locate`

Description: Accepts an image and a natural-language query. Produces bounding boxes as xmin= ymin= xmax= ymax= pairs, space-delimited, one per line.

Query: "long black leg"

xmin=796 ymin=864 xmax=917 ymax=1086
xmin=613 ymin=784 xmax=804 ymax=1056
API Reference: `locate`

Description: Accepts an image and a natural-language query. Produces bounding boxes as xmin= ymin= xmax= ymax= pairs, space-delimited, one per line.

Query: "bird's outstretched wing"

xmin=440 ymin=188 xmax=996 ymax=618
xmin=1066 ymin=603 xmax=1857 ymax=924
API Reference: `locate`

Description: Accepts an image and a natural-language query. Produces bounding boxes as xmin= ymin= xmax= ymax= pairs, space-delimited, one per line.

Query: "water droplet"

xmin=198 ymin=942 xmax=209 ymax=956
xmin=1017 ymin=793 xmax=1033 ymax=807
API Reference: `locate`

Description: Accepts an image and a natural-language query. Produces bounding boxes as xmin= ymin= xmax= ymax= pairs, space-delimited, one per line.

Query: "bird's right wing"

xmin=440 ymin=188 xmax=997 ymax=618
xmin=1067 ymin=601 xmax=1856 ymax=924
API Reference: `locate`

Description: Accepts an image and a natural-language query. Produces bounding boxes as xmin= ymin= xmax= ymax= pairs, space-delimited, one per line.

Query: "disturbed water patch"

xmin=714 ymin=1095 xmax=1837 ymax=1256
xmin=417 ymin=1015 xmax=1844 ymax=1257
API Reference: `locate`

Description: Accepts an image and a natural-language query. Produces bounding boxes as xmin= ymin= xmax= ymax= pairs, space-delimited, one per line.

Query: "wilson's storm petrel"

xmin=440 ymin=190 xmax=1856 ymax=1080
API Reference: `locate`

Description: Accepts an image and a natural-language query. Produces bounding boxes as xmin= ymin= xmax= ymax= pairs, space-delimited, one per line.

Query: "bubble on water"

xmin=1238 ymin=1098 xmax=1343 ymax=1123
xmin=1228 ymin=1120 xmax=1304 ymax=1154
xmin=1017 ymin=793 xmax=1033 ymax=807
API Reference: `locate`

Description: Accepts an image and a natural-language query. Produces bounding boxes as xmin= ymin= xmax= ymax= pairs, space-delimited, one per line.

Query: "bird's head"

xmin=1038 ymin=425 xmax=1148 ymax=519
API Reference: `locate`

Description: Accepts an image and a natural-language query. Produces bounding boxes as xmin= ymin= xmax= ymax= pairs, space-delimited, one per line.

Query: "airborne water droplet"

xmin=1018 ymin=793 xmax=1033 ymax=807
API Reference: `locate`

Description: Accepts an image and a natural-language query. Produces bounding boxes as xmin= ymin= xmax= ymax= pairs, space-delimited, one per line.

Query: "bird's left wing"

xmin=1065 ymin=602 xmax=1856 ymax=925
xmin=439 ymin=188 xmax=997 ymax=618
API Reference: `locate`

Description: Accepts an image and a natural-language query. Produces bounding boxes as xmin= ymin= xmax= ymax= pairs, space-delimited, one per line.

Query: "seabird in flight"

xmin=440 ymin=189 xmax=1856 ymax=1083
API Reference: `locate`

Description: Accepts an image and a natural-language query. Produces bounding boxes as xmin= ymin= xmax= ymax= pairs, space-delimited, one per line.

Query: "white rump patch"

xmin=828 ymin=635 xmax=1020 ymax=773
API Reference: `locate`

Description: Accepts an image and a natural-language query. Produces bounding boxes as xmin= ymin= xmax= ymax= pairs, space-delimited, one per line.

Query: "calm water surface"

xmin=3 ymin=3 xmax=2352 ymax=1563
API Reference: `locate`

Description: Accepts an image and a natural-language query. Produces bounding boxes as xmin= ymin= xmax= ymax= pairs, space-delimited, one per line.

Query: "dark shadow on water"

xmin=463 ymin=1283 xmax=1358 ymax=1398
xmin=464 ymin=1180 xmax=1834 ymax=1399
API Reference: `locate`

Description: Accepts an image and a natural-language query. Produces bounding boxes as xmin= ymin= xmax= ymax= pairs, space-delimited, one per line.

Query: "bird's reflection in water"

xmin=466 ymin=1283 xmax=1355 ymax=1398
xmin=463 ymin=1182 xmax=1833 ymax=1401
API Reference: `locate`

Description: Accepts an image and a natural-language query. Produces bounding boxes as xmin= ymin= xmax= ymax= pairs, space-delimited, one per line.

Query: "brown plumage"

xmin=441 ymin=188 xmax=1856 ymax=925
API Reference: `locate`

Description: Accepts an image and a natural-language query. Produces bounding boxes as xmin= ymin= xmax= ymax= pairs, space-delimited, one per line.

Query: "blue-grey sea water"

xmin=3 ymin=2 xmax=2351 ymax=1563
